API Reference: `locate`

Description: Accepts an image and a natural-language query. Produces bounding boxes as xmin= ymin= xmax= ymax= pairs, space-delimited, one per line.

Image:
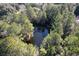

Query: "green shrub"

xmin=64 ymin=35 xmax=79 ymax=55
xmin=40 ymin=32 xmax=64 ymax=56
xmin=39 ymin=47 xmax=47 ymax=56
xmin=0 ymin=36 xmax=38 ymax=56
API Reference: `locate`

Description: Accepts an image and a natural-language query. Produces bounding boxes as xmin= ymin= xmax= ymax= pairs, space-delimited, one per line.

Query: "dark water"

xmin=33 ymin=27 xmax=48 ymax=47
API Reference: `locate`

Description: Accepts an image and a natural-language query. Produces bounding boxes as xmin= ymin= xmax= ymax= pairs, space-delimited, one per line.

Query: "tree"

xmin=0 ymin=36 xmax=38 ymax=56
xmin=63 ymin=35 xmax=79 ymax=55
xmin=39 ymin=47 xmax=47 ymax=56
xmin=26 ymin=5 xmax=37 ymax=21
xmin=40 ymin=32 xmax=64 ymax=56
xmin=7 ymin=22 xmax=22 ymax=36
xmin=0 ymin=21 xmax=10 ymax=31
xmin=0 ymin=21 xmax=10 ymax=38
xmin=62 ymin=12 xmax=75 ymax=39
xmin=46 ymin=6 xmax=63 ymax=35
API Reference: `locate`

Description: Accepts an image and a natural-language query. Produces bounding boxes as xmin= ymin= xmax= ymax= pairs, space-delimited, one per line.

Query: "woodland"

xmin=0 ymin=3 xmax=79 ymax=56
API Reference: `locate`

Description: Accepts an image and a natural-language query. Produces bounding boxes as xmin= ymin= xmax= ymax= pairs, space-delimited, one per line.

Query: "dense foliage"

xmin=0 ymin=3 xmax=79 ymax=56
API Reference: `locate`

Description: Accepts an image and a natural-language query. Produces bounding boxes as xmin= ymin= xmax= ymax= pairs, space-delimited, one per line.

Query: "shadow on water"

xmin=33 ymin=27 xmax=48 ymax=47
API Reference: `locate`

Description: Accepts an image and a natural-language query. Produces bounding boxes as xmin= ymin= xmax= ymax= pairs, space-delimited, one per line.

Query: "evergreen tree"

xmin=40 ymin=32 xmax=64 ymax=56
xmin=46 ymin=6 xmax=63 ymax=35
xmin=63 ymin=35 xmax=79 ymax=55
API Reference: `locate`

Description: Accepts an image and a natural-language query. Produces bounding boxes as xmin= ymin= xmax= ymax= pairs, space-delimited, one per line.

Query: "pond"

xmin=33 ymin=27 xmax=48 ymax=47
